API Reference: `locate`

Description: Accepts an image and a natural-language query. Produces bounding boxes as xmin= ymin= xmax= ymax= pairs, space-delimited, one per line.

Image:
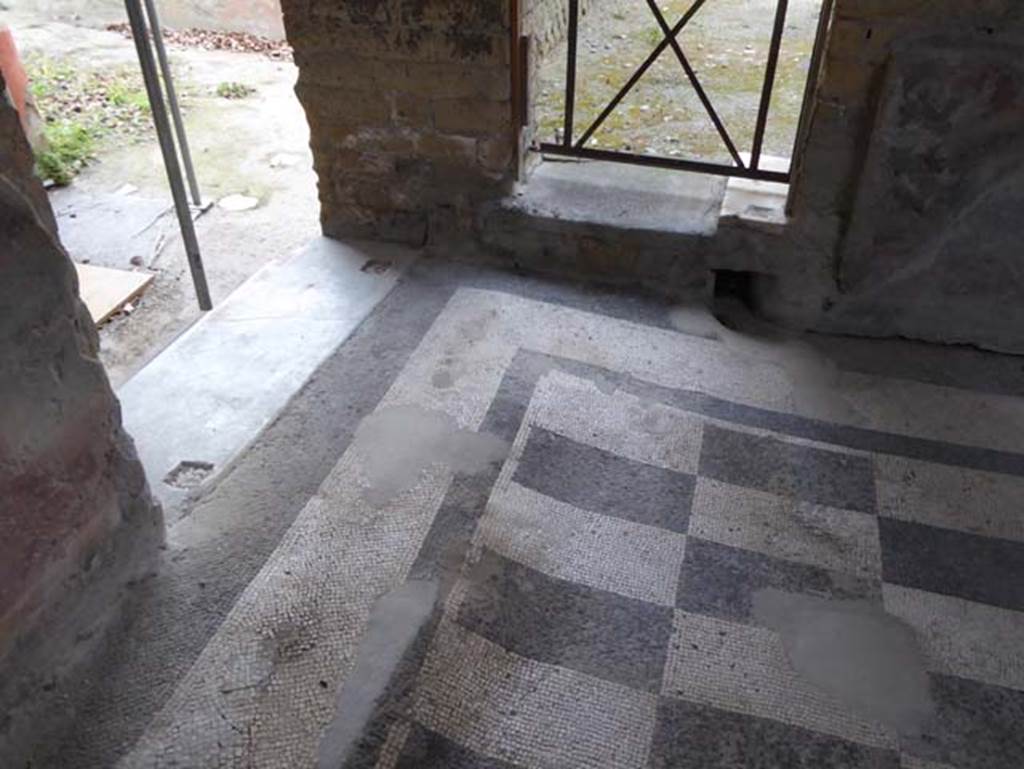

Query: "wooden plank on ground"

xmin=75 ymin=263 xmax=154 ymax=324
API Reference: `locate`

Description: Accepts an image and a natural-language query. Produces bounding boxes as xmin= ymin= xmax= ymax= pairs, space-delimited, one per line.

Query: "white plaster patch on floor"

xmin=669 ymin=301 xmax=852 ymax=422
xmin=217 ymin=193 xmax=260 ymax=211
xmin=316 ymin=580 xmax=439 ymax=769
xmin=526 ymin=370 xmax=704 ymax=474
xmin=353 ymin=405 xmax=509 ymax=508
xmin=753 ymin=589 xmax=935 ymax=736
xmin=666 ymin=303 xmax=723 ymax=340
xmin=667 ymin=297 xmax=1024 ymax=453
xmin=662 ymin=610 xmax=897 ymax=749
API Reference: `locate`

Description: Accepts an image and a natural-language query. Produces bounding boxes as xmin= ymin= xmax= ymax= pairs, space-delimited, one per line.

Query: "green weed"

xmin=216 ymin=81 xmax=256 ymax=99
xmin=34 ymin=120 xmax=96 ymax=186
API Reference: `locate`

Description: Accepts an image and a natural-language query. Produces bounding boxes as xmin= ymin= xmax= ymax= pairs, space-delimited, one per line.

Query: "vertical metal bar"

xmin=125 ymin=0 xmax=212 ymax=310
xmin=787 ymin=0 xmax=834 ymax=212
xmin=142 ymin=0 xmax=202 ymax=205
xmin=510 ymin=0 xmax=523 ymax=177
xmin=520 ymin=35 xmax=531 ymax=128
xmin=563 ymin=0 xmax=579 ymax=147
xmin=750 ymin=0 xmax=789 ymax=170
xmin=510 ymin=0 xmax=522 ymax=128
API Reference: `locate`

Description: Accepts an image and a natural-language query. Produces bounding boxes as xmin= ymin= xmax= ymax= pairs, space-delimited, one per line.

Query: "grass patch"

xmin=216 ymin=81 xmax=256 ymax=99
xmin=26 ymin=56 xmax=158 ymax=185
xmin=106 ymin=79 xmax=151 ymax=110
xmin=34 ymin=121 xmax=96 ymax=186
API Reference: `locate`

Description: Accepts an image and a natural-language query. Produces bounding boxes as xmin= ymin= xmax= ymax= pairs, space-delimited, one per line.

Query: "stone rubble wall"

xmin=0 ymin=76 xmax=163 ymax=762
xmin=281 ymin=0 xmax=517 ymax=245
xmin=755 ymin=0 xmax=1024 ymax=352
xmin=279 ymin=0 xmax=603 ymax=247
xmin=522 ymin=0 xmax=595 ymax=60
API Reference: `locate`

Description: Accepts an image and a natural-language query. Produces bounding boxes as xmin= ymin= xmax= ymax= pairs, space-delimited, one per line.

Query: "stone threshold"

xmin=117 ymin=237 xmax=417 ymax=511
xmin=474 ymin=155 xmax=791 ymax=299
xmin=512 ymin=156 xmax=728 ymax=236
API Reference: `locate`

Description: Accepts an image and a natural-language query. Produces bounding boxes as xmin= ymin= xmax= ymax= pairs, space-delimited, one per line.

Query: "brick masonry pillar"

xmin=281 ymin=0 xmax=516 ymax=245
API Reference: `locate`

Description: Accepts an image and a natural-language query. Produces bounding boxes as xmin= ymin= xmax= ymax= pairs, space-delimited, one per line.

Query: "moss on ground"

xmin=27 ymin=57 xmax=163 ymax=185
xmin=215 ymin=81 xmax=257 ymax=99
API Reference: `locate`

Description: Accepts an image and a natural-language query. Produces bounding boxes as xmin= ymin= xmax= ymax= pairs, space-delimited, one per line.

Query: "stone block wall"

xmin=281 ymin=0 xmax=517 ymax=245
xmin=757 ymin=0 xmax=1024 ymax=352
xmin=0 ymin=79 xmax=163 ymax=761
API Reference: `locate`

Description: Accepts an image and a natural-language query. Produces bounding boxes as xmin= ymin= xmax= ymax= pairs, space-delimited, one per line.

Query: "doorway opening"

xmin=5 ymin=0 xmax=318 ymax=387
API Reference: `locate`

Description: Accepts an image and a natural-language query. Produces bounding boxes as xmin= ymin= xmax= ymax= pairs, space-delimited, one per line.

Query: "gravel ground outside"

xmin=535 ymin=0 xmax=824 ymax=165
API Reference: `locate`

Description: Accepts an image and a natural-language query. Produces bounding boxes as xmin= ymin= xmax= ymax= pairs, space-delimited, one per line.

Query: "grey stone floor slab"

xmin=117 ymin=236 xmax=415 ymax=509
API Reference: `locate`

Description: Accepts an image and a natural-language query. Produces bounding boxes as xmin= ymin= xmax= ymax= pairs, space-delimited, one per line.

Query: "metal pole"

xmin=562 ymin=0 xmax=578 ymax=147
xmin=142 ymin=0 xmax=202 ymax=205
xmin=124 ymin=0 xmax=212 ymax=310
xmin=750 ymin=0 xmax=790 ymax=170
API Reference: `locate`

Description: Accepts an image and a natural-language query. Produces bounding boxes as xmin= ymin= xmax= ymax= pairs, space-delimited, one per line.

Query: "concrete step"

xmin=478 ymin=158 xmax=728 ymax=297
xmin=117 ymin=236 xmax=417 ymax=511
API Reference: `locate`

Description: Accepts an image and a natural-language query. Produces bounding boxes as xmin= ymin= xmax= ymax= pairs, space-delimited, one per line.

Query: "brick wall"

xmin=281 ymin=0 xmax=516 ymax=245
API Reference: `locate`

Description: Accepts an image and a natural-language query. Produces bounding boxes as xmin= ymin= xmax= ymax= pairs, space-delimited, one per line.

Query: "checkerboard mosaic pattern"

xmin=363 ymin=369 xmax=1024 ymax=769
xmin=122 ymin=289 xmax=1024 ymax=769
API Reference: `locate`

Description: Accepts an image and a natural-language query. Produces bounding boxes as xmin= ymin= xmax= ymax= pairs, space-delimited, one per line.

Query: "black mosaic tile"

xmin=676 ymin=537 xmax=881 ymax=623
xmin=395 ymin=723 xmax=519 ymax=769
xmin=513 ymin=426 xmax=695 ymax=533
xmin=457 ymin=549 xmax=674 ymax=692
xmin=901 ymin=673 xmax=1024 ymax=769
xmin=879 ymin=518 xmax=1024 ymax=612
xmin=699 ymin=424 xmax=877 ymax=513
xmin=649 ymin=698 xmax=900 ymax=769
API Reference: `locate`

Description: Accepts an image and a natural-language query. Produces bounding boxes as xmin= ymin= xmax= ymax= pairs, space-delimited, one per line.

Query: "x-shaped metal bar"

xmin=643 ymin=0 xmax=744 ymax=166
xmin=574 ymin=0 xmax=744 ymax=169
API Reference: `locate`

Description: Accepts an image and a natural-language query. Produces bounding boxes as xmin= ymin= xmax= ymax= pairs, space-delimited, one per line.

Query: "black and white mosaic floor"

xmin=121 ymin=276 xmax=1024 ymax=769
